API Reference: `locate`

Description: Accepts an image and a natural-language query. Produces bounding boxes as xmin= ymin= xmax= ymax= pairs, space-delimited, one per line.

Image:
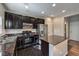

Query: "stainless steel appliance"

xmin=37 ymin=24 xmax=48 ymax=40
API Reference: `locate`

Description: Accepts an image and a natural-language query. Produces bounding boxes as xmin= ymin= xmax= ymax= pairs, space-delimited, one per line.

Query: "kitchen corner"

xmin=0 ymin=29 xmax=37 ymax=56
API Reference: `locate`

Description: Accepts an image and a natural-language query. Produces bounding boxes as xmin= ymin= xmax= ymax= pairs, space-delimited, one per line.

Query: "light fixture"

xmin=52 ymin=3 xmax=56 ymax=7
xmin=25 ymin=5 xmax=29 ymax=9
xmin=41 ymin=11 xmax=45 ymax=14
xmin=62 ymin=10 xmax=66 ymax=13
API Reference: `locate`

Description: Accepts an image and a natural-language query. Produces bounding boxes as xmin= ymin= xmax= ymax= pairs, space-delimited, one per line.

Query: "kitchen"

xmin=1 ymin=3 xmax=78 ymax=56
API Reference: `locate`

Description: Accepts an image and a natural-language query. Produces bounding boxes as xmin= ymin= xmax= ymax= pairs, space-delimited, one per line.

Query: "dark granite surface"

xmin=40 ymin=35 xmax=66 ymax=45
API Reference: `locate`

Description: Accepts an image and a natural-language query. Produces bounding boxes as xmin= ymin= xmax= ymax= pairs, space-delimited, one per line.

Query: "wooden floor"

xmin=16 ymin=47 xmax=43 ymax=56
xmin=68 ymin=40 xmax=79 ymax=56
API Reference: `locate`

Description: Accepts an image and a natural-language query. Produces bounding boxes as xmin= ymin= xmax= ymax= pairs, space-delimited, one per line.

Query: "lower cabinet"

xmin=41 ymin=40 xmax=49 ymax=56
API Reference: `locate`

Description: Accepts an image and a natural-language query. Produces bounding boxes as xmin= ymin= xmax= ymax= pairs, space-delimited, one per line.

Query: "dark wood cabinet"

xmin=37 ymin=18 xmax=44 ymax=24
xmin=5 ymin=12 xmax=23 ymax=29
xmin=32 ymin=18 xmax=44 ymax=29
xmin=5 ymin=12 xmax=14 ymax=29
xmin=5 ymin=12 xmax=45 ymax=29
xmin=13 ymin=15 xmax=23 ymax=29
xmin=22 ymin=16 xmax=31 ymax=23
xmin=41 ymin=40 xmax=49 ymax=56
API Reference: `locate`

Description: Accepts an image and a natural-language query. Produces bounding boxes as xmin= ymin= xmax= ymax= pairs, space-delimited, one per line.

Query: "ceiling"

xmin=3 ymin=3 xmax=79 ymax=19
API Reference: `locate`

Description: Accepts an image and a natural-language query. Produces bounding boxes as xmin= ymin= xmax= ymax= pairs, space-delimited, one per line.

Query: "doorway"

xmin=65 ymin=15 xmax=79 ymax=56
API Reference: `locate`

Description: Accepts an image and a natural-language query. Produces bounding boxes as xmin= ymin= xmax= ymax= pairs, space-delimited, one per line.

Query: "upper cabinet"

xmin=37 ymin=18 xmax=44 ymax=24
xmin=13 ymin=14 xmax=23 ymax=29
xmin=5 ymin=12 xmax=23 ymax=29
xmin=22 ymin=16 xmax=31 ymax=23
xmin=5 ymin=12 xmax=45 ymax=29
xmin=22 ymin=16 xmax=45 ymax=29
xmin=22 ymin=16 xmax=44 ymax=24
xmin=5 ymin=12 xmax=14 ymax=29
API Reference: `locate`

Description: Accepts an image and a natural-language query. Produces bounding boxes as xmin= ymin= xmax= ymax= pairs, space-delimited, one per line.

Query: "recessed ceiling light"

xmin=25 ymin=5 xmax=29 ymax=9
xmin=62 ymin=10 xmax=66 ymax=13
xmin=52 ymin=3 xmax=56 ymax=7
xmin=41 ymin=11 xmax=45 ymax=14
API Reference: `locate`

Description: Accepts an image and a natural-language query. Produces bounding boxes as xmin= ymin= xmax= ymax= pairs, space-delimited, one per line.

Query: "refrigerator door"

xmin=37 ymin=24 xmax=48 ymax=41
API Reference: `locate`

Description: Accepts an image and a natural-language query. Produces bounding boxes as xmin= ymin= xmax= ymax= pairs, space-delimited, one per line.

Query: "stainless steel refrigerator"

xmin=37 ymin=24 xmax=48 ymax=44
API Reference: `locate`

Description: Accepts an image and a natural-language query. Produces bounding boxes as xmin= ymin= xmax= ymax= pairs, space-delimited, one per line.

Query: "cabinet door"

xmin=13 ymin=14 xmax=23 ymax=29
xmin=5 ymin=12 xmax=14 ymax=29
xmin=33 ymin=23 xmax=37 ymax=29
xmin=37 ymin=18 xmax=45 ymax=24
xmin=17 ymin=15 xmax=22 ymax=29
xmin=5 ymin=12 xmax=23 ymax=29
xmin=22 ymin=16 xmax=31 ymax=23
xmin=41 ymin=40 xmax=49 ymax=56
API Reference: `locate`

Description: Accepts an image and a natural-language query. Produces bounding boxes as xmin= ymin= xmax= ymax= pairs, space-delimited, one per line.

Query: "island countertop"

xmin=41 ymin=35 xmax=66 ymax=45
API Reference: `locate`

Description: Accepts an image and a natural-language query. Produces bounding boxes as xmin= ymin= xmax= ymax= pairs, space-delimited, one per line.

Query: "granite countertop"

xmin=0 ymin=29 xmax=37 ymax=56
xmin=2 ymin=42 xmax=16 ymax=56
xmin=0 ymin=35 xmax=17 ymax=56
xmin=0 ymin=32 xmax=37 ymax=56
xmin=41 ymin=35 xmax=66 ymax=45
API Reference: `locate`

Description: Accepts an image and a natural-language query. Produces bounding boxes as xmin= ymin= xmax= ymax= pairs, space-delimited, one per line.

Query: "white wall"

xmin=70 ymin=20 xmax=79 ymax=41
xmin=0 ymin=4 xmax=5 ymax=30
xmin=53 ymin=17 xmax=65 ymax=36
xmin=0 ymin=4 xmax=5 ymax=55
xmin=45 ymin=17 xmax=65 ymax=36
xmin=45 ymin=17 xmax=53 ymax=36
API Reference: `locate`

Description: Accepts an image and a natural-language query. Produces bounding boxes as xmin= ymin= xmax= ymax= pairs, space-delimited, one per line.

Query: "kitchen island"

xmin=39 ymin=35 xmax=68 ymax=56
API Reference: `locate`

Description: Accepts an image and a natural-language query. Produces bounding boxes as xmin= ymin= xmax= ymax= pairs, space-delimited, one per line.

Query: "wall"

xmin=65 ymin=19 xmax=69 ymax=39
xmin=0 ymin=4 xmax=5 ymax=29
xmin=45 ymin=17 xmax=53 ymax=36
xmin=53 ymin=17 xmax=65 ymax=36
xmin=66 ymin=14 xmax=79 ymax=41
xmin=45 ymin=17 xmax=65 ymax=36
xmin=70 ymin=20 xmax=79 ymax=41
xmin=0 ymin=4 xmax=5 ymax=55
